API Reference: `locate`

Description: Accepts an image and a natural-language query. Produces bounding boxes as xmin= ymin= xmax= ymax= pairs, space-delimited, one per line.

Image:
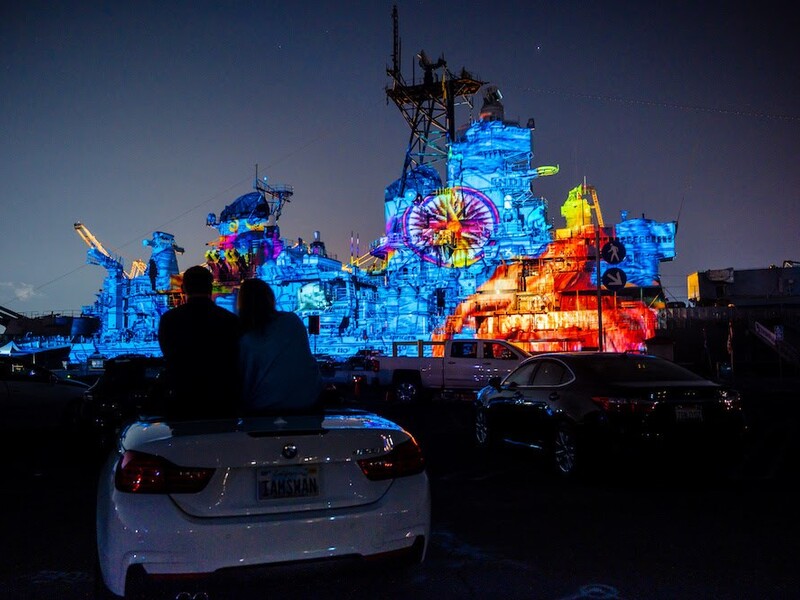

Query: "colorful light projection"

xmin=143 ymin=232 xmax=183 ymax=293
xmin=297 ymin=282 xmax=331 ymax=312
xmin=553 ymin=184 xmax=676 ymax=291
xmin=454 ymin=265 xmax=660 ymax=353
xmin=614 ymin=218 xmax=676 ymax=289
xmin=447 ymin=118 xmax=555 ymax=261
xmin=77 ymin=88 xmax=676 ymax=358
xmin=196 ymin=105 xmax=672 ymax=353
xmin=402 ymin=186 xmax=499 ymax=267
xmin=204 ymin=191 xmax=285 ymax=285
xmin=442 ymin=201 xmax=661 ymax=353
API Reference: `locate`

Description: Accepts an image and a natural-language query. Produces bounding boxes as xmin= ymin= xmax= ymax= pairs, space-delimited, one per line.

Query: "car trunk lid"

xmin=118 ymin=411 xmax=408 ymax=517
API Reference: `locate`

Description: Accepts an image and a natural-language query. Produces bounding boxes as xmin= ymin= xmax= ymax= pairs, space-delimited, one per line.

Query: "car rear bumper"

xmin=97 ymin=467 xmax=430 ymax=597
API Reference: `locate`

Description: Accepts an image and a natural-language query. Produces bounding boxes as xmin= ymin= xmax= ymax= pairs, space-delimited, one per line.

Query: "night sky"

xmin=1 ymin=0 xmax=797 ymax=317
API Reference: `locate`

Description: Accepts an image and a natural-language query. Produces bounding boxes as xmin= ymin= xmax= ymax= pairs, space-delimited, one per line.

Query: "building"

xmin=655 ymin=261 xmax=800 ymax=378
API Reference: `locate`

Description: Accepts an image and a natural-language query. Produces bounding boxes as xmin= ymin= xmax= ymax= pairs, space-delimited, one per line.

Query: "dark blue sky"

xmin=1 ymin=0 xmax=797 ymax=314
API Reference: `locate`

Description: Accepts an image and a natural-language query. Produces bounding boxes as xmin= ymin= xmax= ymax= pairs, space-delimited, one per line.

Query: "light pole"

xmin=595 ymin=224 xmax=604 ymax=352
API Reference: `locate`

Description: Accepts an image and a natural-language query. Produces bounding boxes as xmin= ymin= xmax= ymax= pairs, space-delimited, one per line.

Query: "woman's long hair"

xmin=238 ymin=278 xmax=277 ymax=333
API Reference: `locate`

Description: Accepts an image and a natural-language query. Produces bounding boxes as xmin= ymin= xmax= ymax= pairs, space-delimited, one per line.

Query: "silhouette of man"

xmin=158 ymin=265 xmax=240 ymax=418
xmin=148 ymin=258 xmax=158 ymax=291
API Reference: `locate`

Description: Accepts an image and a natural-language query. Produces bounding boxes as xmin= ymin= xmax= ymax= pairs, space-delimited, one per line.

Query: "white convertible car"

xmin=96 ymin=409 xmax=431 ymax=598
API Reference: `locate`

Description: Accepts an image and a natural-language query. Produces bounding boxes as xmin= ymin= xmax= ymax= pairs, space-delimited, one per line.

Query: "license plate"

xmin=674 ymin=406 xmax=703 ymax=422
xmin=257 ymin=466 xmax=319 ymax=500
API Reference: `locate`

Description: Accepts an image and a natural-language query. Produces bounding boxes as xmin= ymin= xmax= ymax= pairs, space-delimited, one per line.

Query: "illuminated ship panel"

xmin=74 ymin=50 xmax=676 ymax=361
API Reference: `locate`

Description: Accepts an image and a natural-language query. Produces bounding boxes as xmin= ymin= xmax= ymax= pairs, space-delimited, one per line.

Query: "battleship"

xmin=3 ymin=8 xmax=676 ymax=365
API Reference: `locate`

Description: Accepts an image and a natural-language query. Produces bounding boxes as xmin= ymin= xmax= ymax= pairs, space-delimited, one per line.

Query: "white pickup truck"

xmin=374 ymin=339 xmax=530 ymax=402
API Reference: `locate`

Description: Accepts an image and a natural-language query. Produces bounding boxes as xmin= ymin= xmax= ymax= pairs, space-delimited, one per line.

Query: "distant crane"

xmin=73 ymin=222 xmax=145 ymax=279
xmin=581 ymin=182 xmax=605 ymax=229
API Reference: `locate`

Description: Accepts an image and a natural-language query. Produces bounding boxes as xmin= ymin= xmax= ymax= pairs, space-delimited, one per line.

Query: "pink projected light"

xmin=403 ymin=187 xmax=499 ymax=268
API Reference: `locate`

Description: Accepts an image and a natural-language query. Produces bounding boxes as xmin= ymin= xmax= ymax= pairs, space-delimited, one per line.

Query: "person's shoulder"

xmin=207 ymin=301 xmax=238 ymax=319
xmin=214 ymin=308 xmax=240 ymax=336
xmin=239 ymin=329 xmax=261 ymax=347
xmin=211 ymin=303 xmax=237 ymax=317
xmin=159 ymin=304 xmax=184 ymax=324
xmin=278 ymin=311 xmax=305 ymax=327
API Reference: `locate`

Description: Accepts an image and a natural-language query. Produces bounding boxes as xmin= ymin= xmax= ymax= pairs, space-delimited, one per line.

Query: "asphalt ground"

xmin=0 ymin=377 xmax=798 ymax=599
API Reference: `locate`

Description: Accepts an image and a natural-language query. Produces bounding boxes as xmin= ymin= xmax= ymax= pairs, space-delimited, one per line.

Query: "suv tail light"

xmin=357 ymin=438 xmax=425 ymax=481
xmin=591 ymin=396 xmax=658 ymax=415
xmin=114 ymin=450 xmax=214 ymax=494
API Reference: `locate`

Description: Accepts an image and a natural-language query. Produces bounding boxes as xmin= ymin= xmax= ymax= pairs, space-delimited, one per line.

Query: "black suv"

xmin=344 ymin=349 xmax=383 ymax=372
xmin=77 ymin=354 xmax=166 ymax=448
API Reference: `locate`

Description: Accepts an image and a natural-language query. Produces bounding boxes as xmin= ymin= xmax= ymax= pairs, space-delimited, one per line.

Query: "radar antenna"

xmin=253 ymin=164 xmax=294 ymax=225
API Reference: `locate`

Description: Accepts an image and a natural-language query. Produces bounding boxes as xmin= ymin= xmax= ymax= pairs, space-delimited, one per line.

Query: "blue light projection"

xmin=77 ymin=89 xmax=676 ymax=359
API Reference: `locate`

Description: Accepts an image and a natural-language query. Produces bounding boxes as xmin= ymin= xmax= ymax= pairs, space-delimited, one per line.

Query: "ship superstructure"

xmin=67 ymin=8 xmax=676 ymax=361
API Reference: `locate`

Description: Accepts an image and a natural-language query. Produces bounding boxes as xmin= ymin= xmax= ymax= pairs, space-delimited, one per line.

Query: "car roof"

xmin=527 ymin=351 xmax=659 ymax=362
xmin=521 ymin=352 xmax=709 ymax=382
xmin=104 ymin=354 xmax=164 ymax=365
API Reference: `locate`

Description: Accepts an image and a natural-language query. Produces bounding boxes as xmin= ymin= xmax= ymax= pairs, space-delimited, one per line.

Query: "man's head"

xmin=181 ymin=265 xmax=214 ymax=298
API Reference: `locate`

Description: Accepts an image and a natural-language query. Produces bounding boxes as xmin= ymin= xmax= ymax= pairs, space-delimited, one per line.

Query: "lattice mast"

xmin=385 ymin=5 xmax=484 ymax=196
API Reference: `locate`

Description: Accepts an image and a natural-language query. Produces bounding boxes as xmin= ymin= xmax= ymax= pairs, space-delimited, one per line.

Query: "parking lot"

xmin=1 ymin=379 xmax=798 ymax=599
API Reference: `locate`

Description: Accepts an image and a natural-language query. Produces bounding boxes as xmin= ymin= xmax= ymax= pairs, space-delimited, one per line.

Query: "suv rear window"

xmin=94 ymin=358 xmax=165 ymax=389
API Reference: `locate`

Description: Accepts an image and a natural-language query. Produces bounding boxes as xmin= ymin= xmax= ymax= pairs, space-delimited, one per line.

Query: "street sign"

xmin=602 ymin=267 xmax=627 ymax=291
xmin=601 ymin=239 xmax=626 ymax=264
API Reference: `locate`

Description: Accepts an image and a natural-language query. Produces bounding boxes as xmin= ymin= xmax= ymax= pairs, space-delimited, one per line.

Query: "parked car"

xmin=313 ymin=353 xmax=339 ymax=377
xmin=474 ymin=352 xmax=748 ymax=478
xmin=344 ymin=348 xmax=384 ymax=372
xmin=0 ymin=356 xmax=89 ymax=430
xmin=96 ymin=409 xmax=431 ymax=598
xmin=77 ymin=355 xmax=166 ymax=448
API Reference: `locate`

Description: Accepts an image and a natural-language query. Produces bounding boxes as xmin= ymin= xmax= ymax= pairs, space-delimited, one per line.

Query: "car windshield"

xmin=573 ymin=354 xmax=706 ymax=383
xmin=97 ymin=359 xmax=163 ymax=387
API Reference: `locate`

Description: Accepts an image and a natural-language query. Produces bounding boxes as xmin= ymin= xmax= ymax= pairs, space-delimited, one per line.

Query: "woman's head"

xmin=238 ymin=278 xmax=277 ymax=331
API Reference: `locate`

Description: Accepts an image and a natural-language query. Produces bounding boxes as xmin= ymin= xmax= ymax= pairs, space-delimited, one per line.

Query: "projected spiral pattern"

xmin=403 ymin=186 xmax=499 ymax=267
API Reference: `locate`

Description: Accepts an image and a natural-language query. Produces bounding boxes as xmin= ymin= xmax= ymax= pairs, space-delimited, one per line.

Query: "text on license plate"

xmin=674 ymin=406 xmax=703 ymax=422
xmin=257 ymin=466 xmax=319 ymax=500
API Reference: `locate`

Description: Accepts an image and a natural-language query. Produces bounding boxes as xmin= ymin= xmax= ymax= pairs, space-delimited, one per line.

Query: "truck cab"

xmin=445 ymin=340 xmax=525 ymax=388
xmin=376 ymin=339 xmax=529 ymax=402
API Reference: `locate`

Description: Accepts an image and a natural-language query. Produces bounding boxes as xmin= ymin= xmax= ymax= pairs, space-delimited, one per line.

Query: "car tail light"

xmin=114 ymin=450 xmax=214 ymax=494
xmin=591 ymin=396 xmax=658 ymax=415
xmin=357 ymin=438 xmax=425 ymax=481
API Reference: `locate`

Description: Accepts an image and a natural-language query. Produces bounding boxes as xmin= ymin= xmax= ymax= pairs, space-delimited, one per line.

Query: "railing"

xmin=752 ymin=321 xmax=800 ymax=366
xmin=753 ymin=322 xmax=776 ymax=345
xmin=7 ymin=309 xmax=88 ymax=319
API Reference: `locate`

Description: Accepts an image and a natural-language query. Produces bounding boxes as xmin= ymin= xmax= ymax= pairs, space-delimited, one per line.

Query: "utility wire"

xmin=523 ymin=86 xmax=800 ymax=123
xmin=1 ymin=96 xmax=381 ymax=311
